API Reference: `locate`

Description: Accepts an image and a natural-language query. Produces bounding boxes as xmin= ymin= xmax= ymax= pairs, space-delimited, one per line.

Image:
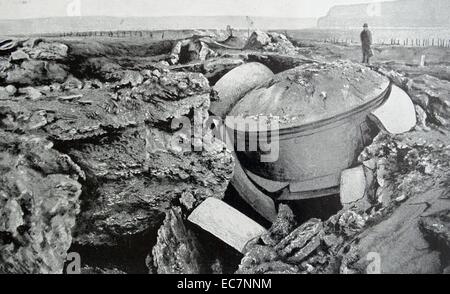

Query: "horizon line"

xmin=0 ymin=15 xmax=320 ymax=21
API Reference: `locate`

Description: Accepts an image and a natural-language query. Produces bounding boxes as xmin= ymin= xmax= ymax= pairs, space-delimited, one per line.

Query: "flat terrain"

xmin=286 ymin=28 xmax=450 ymax=45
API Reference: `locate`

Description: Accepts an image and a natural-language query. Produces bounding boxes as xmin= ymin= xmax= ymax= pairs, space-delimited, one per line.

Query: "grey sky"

xmin=0 ymin=0 xmax=395 ymax=19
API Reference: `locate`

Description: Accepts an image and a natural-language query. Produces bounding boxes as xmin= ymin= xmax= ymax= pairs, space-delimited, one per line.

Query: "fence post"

xmin=420 ymin=55 xmax=425 ymax=67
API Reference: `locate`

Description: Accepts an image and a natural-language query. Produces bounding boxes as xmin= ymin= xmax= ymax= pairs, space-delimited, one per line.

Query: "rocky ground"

xmin=0 ymin=36 xmax=234 ymax=273
xmin=0 ymin=31 xmax=449 ymax=274
xmin=238 ymin=129 xmax=449 ymax=274
xmin=236 ymin=37 xmax=450 ymax=274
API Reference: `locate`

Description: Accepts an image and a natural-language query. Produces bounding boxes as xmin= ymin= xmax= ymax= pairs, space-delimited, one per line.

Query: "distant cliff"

xmin=318 ymin=0 xmax=450 ymax=28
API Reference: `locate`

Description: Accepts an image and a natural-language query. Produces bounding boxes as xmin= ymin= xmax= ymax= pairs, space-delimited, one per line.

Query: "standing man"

xmin=360 ymin=23 xmax=373 ymax=64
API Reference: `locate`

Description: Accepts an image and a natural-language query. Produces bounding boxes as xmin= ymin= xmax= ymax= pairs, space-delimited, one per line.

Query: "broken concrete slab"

xmin=152 ymin=208 xmax=204 ymax=274
xmin=210 ymin=62 xmax=274 ymax=118
xmin=369 ymin=85 xmax=417 ymax=134
xmin=340 ymin=166 xmax=367 ymax=206
xmin=22 ymin=41 xmax=69 ymax=61
xmin=244 ymin=31 xmax=272 ymax=50
xmin=261 ymin=204 xmax=297 ymax=247
xmin=10 ymin=49 xmax=30 ymax=62
xmin=119 ymin=70 xmax=144 ymax=87
xmin=244 ymin=32 xmax=297 ymax=55
xmin=339 ymin=165 xmax=375 ymax=211
xmin=274 ymin=218 xmax=323 ymax=262
xmin=0 ymin=131 xmax=83 ymax=274
xmin=188 ymin=198 xmax=267 ymax=253
xmin=169 ymin=37 xmax=217 ymax=65
xmin=5 ymin=60 xmax=68 ymax=85
xmin=415 ymin=104 xmax=430 ymax=131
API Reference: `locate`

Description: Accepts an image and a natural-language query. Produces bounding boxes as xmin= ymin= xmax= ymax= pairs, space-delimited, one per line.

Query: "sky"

xmin=0 ymin=0 xmax=396 ymax=19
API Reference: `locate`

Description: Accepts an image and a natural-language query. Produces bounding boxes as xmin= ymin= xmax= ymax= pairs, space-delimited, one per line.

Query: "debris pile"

xmin=237 ymin=129 xmax=450 ymax=274
xmin=245 ymin=31 xmax=297 ymax=55
xmin=236 ymin=205 xmax=364 ymax=274
xmin=0 ymin=131 xmax=83 ymax=274
xmin=0 ymin=39 xmax=69 ymax=88
xmin=150 ymin=208 xmax=204 ymax=274
xmin=0 ymin=39 xmax=234 ymax=273
xmin=169 ymin=35 xmax=218 ymax=65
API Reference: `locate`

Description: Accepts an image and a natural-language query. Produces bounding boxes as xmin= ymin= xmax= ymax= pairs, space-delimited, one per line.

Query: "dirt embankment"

xmin=0 ymin=37 xmax=234 ymax=273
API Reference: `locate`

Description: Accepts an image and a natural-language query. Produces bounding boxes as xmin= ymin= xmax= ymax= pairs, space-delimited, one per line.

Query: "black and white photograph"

xmin=0 ymin=0 xmax=449 ymax=278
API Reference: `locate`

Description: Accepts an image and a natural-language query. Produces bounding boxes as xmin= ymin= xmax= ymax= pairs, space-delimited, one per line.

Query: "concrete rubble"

xmin=237 ymin=129 xmax=449 ymax=274
xmin=169 ymin=35 xmax=218 ymax=65
xmin=151 ymin=208 xmax=204 ymax=274
xmin=0 ymin=37 xmax=234 ymax=273
xmin=245 ymin=31 xmax=298 ymax=55
xmin=0 ymin=131 xmax=83 ymax=274
xmin=0 ymin=31 xmax=449 ymax=274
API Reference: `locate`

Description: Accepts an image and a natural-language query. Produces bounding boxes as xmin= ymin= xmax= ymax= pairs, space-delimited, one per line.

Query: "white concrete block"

xmin=340 ymin=165 xmax=367 ymax=205
xmin=188 ymin=198 xmax=267 ymax=253
xmin=370 ymin=85 xmax=417 ymax=134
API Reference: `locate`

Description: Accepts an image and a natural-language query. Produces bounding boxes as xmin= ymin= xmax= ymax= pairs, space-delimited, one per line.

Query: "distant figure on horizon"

xmin=360 ymin=23 xmax=373 ymax=64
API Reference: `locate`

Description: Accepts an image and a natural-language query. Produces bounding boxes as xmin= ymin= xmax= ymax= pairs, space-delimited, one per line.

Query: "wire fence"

xmin=14 ymin=29 xmax=450 ymax=49
xmin=324 ymin=37 xmax=450 ymax=47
